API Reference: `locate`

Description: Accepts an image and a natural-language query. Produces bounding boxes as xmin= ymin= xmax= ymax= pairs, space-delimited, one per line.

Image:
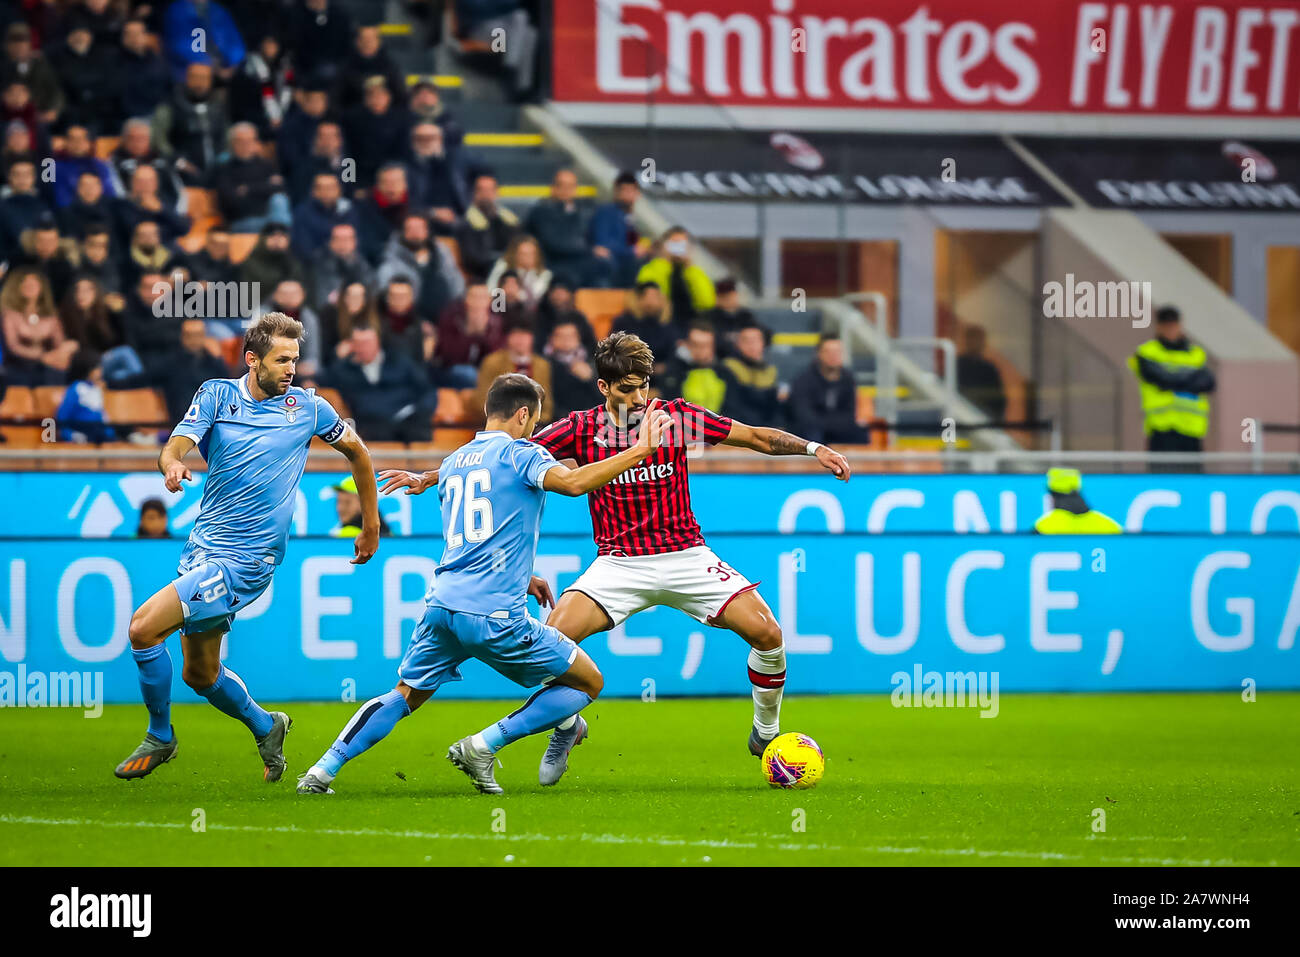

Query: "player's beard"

xmin=256 ymin=366 xmax=289 ymax=396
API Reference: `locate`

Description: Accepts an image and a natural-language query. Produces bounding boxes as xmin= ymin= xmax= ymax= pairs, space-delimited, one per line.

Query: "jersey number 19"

xmin=444 ymin=468 xmax=495 ymax=548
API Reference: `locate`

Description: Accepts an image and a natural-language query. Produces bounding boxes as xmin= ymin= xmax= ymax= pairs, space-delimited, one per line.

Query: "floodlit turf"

xmin=1 ymin=694 xmax=1297 ymax=866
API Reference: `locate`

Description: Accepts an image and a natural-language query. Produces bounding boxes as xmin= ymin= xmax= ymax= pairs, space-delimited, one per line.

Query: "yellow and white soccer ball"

xmin=761 ymin=732 xmax=825 ymax=789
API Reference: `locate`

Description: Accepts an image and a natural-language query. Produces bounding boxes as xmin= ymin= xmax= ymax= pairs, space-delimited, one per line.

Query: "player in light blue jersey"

xmin=114 ymin=312 xmax=381 ymax=783
xmin=297 ymin=373 xmax=671 ymax=795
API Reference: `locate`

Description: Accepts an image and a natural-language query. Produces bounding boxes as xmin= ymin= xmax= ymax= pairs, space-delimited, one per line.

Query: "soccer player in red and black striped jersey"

xmin=527 ymin=331 xmax=850 ymax=783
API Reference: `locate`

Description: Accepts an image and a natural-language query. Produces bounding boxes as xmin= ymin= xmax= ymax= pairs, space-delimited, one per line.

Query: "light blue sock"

xmin=315 ymin=690 xmax=411 ymax=780
xmin=196 ymin=665 xmax=274 ymax=738
xmin=480 ymin=685 xmax=593 ymax=753
xmin=132 ymin=643 xmax=173 ymax=742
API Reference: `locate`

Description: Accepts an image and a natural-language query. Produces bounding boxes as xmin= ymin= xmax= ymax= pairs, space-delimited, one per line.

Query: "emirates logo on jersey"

xmin=611 ymin=461 xmax=676 ymax=485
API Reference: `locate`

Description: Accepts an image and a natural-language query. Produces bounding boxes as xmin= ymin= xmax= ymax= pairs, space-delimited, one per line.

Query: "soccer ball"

xmin=761 ymin=732 xmax=825 ymax=789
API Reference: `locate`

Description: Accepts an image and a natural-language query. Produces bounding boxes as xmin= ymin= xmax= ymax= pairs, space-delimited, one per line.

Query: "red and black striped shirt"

xmin=531 ymin=399 xmax=733 ymax=556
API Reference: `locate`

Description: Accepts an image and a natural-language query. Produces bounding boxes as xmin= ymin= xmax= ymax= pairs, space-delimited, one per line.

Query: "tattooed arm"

xmin=720 ymin=421 xmax=852 ymax=481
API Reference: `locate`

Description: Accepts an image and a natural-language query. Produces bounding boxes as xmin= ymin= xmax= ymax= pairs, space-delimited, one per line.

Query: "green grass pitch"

xmin=1 ymin=693 xmax=1297 ymax=866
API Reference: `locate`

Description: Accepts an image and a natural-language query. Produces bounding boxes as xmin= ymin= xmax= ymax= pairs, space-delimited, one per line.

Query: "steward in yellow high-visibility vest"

xmin=1033 ymin=468 xmax=1122 ymax=535
xmin=330 ymin=476 xmax=391 ymax=538
xmin=1127 ymin=306 xmax=1215 ymax=455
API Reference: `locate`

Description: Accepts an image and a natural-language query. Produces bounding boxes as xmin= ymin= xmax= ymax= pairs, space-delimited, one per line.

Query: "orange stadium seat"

xmin=314 ymin=387 xmax=350 ymax=419
xmin=103 ymin=388 xmax=167 ymax=425
xmin=0 ymin=386 xmax=41 ymax=450
xmin=575 ymin=289 xmax=629 ymax=341
xmin=95 ymin=136 xmax=119 ymax=160
xmin=229 ymin=234 xmax=259 ymax=264
xmin=32 ymin=385 xmax=66 ymax=420
xmin=186 ymin=188 xmax=217 ymax=221
xmin=434 ymin=387 xmax=467 ymax=424
xmin=433 ymin=428 xmax=475 ymax=448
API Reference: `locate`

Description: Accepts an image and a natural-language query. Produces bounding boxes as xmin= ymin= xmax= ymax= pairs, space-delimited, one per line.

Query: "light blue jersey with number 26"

xmin=426 ymin=430 xmax=559 ymax=618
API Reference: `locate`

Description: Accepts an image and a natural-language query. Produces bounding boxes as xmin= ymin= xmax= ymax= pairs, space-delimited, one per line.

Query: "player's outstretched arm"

xmin=720 ymin=421 xmax=851 ymax=482
xmin=158 ymin=435 xmax=197 ymax=492
xmin=332 ymin=426 xmax=381 ymax=564
xmin=378 ymin=467 xmax=440 ymax=495
xmin=543 ymin=401 xmax=673 ymax=496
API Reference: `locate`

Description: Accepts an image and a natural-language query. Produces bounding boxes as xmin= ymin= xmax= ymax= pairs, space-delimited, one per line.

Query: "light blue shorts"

xmin=172 ymin=540 xmax=275 ymax=636
xmin=398 ymin=605 xmax=579 ymax=692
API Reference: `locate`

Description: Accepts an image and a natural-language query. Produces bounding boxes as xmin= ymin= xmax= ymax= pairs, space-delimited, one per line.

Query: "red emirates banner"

xmin=552 ymin=0 xmax=1300 ymax=117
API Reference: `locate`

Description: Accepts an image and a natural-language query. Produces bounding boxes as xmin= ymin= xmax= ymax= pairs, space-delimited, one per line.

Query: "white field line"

xmin=0 ymin=815 xmax=1272 ymax=865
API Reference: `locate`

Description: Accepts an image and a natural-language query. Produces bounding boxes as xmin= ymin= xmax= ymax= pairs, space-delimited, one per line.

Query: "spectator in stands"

xmin=1 ymin=119 xmax=37 ymax=181
xmin=1 ymin=267 xmax=76 ymax=385
xmin=184 ymin=228 xmax=236 ymax=285
xmin=0 ymin=159 xmax=50 ymax=257
xmin=160 ymin=316 xmax=229 ymax=423
xmin=702 ymin=278 xmax=756 ymax=356
xmin=58 ymin=170 xmax=114 ymax=238
xmin=661 ymin=321 xmax=730 ymax=412
xmin=375 ymin=212 xmax=464 ymax=323
xmin=589 ymin=170 xmax=644 ymax=287
xmin=228 ymin=31 xmax=291 ymax=139
xmin=408 ymin=78 xmax=463 ymax=151
xmin=14 ymin=218 xmax=77 ymax=301
xmin=291 ymin=171 xmax=357 ymax=261
xmin=637 ymin=225 xmax=715 ymax=322
xmin=111 ymin=118 xmax=186 ymax=215
xmin=45 ymin=21 xmax=120 ymax=134
xmin=475 ymin=317 xmax=552 ymax=424
xmin=136 ymin=498 xmax=171 ymax=537
xmin=114 ymin=164 xmax=192 ymax=246
xmin=152 ymin=61 xmax=229 ymax=185
xmin=67 ymin=0 xmax=126 ymax=45
xmin=1 ymin=22 xmax=63 ymax=125
xmin=544 ymin=314 xmax=600 ymax=418
xmin=336 ymin=24 xmax=407 ymax=113
xmin=309 ymin=222 xmax=375 ymax=311
xmin=239 ymin=221 xmax=305 ymax=292
xmin=487 ymin=234 xmax=550 ymax=311
xmin=330 ymin=474 xmax=391 ymax=537
xmin=321 ymin=280 xmax=378 ymax=360
xmin=288 ymin=0 xmax=355 ymax=82
xmin=536 ymin=277 xmax=596 ymax=354
xmin=259 ymin=279 xmax=321 ymax=383
xmin=405 ymin=121 xmax=467 ymax=231
xmin=288 ymin=119 xmax=346 ymax=205
xmin=121 ymin=270 xmax=181 ymax=383
xmin=721 ymin=321 xmax=782 ymax=426
xmin=344 ymin=75 xmax=411 ymax=190
xmin=377 ymin=276 xmax=434 ymax=366
xmin=60 ymin=274 xmax=125 ymax=357
xmin=326 ymin=324 xmax=434 ymax=443
xmin=435 ymin=282 xmax=504 ymax=388
xmin=118 ymin=18 xmax=170 ymax=120
xmin=787 ymin=333 xmax=869 ymax=444
xmin=278 ymin=80 xmax=333 ymax=196
xmin=956 ymin=324 xmax=1006 ymax=422
xmin=524 ymin=167 xmax=607 ymax=288
xmin=355 ymin=162 xmax=412 ymax=262
xmin=162 ymin=0 xmax=246 ymax=82
xmin=55 ymin=347 xmax=115 ymax=442
xmin=74 ymin=224 xmax=123 ymax=294
xmin=1 ymin=80 xmax=49 ymax=156
xmin=122 ymin=219 xmax=178 ymax=287
xmin=211 ymin=122 xmax=289 ymax=231
xmin=455 ymin=172 xmax=518 ymax=281
xmin=456 ymin=0 xmax=539 ymax=100
xmin=612 ymin=281 xmax=680 ymax=375
xmin=51 ymin=125 xmax=118 ymax=209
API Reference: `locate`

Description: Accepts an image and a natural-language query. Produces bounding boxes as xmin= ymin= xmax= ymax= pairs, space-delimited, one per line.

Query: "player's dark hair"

xmin=595 ymin=331 xmax=654 ymax=384
xmin=244 ymin=311 xmax=304 ymax=359
xmin=485 ymin=372 xmax=544 ymax=421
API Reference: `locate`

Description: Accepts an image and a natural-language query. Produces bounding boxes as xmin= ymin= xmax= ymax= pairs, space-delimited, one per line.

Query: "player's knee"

xmin=128 ymin=610 xmax=158 ymax=649
xmin=750 ymin=618 xmax=783 ymax=652
xmin=181 ymin=662 xmax=219 ymax=691
xmin=585 ymin=668 xmax=604 ymax=699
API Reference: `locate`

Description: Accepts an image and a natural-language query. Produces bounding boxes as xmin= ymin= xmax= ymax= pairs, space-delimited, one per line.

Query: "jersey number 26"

xmin=444 ymin=468 xmax=495 ymax=548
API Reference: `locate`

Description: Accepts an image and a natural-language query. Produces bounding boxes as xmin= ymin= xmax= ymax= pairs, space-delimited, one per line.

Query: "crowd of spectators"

xmin=0 ymin=0 xmax=866 ymax=447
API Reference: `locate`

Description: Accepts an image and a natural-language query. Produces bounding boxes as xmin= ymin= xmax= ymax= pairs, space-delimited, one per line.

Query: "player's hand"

xmin=527 ymin=575 xmax=555 ymax=609
xmin=351 ymin=526 xmax=379 ymax=565
xmin=378 ymin=469 xmax=436 ymax=495
xmin=635 ymin=399 xmax=672 ymax=451
xmin=816 ymin=445 xmax=851 ymax=482
xmin=163 ymin=461 xmax=192 ymax=493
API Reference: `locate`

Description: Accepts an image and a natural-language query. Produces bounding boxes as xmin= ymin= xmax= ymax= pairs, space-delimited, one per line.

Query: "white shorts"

xmin=564 ymin=545 xmax=759 ymax=628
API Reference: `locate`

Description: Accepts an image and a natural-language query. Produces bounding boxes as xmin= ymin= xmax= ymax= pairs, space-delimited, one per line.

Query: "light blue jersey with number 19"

xmin=426 ymin=430 xmax=559 ymax=618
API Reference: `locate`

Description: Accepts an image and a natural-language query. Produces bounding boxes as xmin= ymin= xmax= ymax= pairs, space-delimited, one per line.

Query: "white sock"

xmin=309 ymin=764 xmax=335 ymax=784
xmin=470 ymin=732 xmax=494 ymax=755
xmin=555 ymin=715 xmax=577 ymax=732
xmin=747 ymin=644 xmax=786 ymax=738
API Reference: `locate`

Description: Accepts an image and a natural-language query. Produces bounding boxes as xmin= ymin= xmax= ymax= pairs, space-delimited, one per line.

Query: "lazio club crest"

xmin=283 ymin=394 xmax=299 ymax=423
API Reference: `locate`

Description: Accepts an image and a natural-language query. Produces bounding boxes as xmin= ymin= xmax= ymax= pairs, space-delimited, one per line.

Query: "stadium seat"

xmin=103 ymin=389 xmax=167 ymax=426
xmin=94 ymin=136 xmax=119 ymax=160
xmin=32 ymin=385 xmax=66 ymax=420
xmin=314 ymin=387 xmax=350 ymax=419
xmin=0 ymin=386 xmax=37 ymax=419
xmin=433 ymin=428 xmax=475 ymax=449
xmin=434 ymin=387 xmax=467 ymax=424
xmin=575 ymin=289 xmax=629 ymax=341
xmin=229 ymin=234 xmax=259 ymax=264
xmin=0 ymin=386 xmax=40 ymax=450
xmin=221 ymin=338 xmax=244 ymax=369
xmin=185 ymin=188 xmax=217 ymax=221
